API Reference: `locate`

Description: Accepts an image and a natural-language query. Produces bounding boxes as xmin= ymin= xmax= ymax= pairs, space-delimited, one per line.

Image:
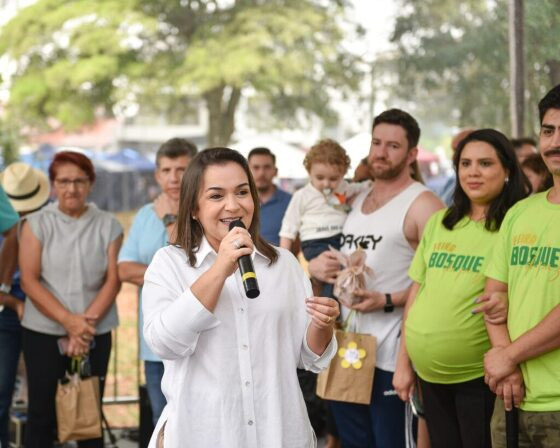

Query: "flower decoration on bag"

xmin=338 ymin=341 xmax=367 ymax=369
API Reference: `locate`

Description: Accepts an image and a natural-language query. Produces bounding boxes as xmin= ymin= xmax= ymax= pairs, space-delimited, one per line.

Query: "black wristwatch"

xmin=162 ymin=214 xmax=177 ymax=227
xmin=384 ymin=293 xmax=394 ymax=313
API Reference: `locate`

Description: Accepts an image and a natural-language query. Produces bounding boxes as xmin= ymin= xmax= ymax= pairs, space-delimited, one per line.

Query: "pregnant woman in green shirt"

xmin=393 ymin=129 xmax=529 ymax=448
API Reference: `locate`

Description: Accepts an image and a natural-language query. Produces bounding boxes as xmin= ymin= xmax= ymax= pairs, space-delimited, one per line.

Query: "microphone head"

xmin=228 ymin=219 xmax=246 ymax=231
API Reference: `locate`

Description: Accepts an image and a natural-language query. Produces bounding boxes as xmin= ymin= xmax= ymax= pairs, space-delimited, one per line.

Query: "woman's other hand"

xmin=66 ymin=334 xmax=91 ymax=357
xmin=472 ymin=291 xmax=508 ymax=324
xmin=306 ymin=296 xmax=340 ymax=330
xmin=61 ymin=313 xmax=96 ymax=340
xmin=393 ymin=359 xmax=416 ymax=402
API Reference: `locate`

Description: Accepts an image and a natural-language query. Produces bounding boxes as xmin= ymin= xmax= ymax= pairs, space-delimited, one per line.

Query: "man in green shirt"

xmin=483 ymin=84 xmax=560 ymax=447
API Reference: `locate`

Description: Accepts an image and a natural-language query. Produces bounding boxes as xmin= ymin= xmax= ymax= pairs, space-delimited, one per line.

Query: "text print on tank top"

xmin=339 ymin=182 xmax=429 ymax=371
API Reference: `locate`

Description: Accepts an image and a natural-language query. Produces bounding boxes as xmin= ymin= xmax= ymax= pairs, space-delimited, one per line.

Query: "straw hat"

xmin=0 ymin=162 xmax=50 ymax=212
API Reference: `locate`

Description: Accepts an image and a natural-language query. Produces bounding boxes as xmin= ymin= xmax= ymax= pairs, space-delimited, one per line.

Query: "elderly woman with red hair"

xmin=19 ymin=151 xmax=123 ymax=447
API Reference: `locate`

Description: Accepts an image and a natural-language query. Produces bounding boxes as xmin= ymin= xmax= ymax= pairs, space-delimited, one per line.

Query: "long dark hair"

xmin=442 ymin=129 xmax=530 ymax=231
xmin=174 ymin=147 xmax=279 ymax=266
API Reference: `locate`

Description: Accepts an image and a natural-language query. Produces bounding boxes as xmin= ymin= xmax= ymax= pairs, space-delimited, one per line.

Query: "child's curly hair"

xmin=303 ymin=139 xmax=351 ymax=174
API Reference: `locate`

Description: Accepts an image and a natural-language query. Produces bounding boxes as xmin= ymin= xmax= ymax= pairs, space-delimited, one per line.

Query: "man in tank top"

xmin=309 ymin=109 xmax=443 ymax=448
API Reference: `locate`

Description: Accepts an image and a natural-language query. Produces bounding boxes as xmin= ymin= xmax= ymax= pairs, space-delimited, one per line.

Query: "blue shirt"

xmin=440 ymin=176 xmax=456 ymax=207
xmin=0 ymin=271 xmax=25 ymax=331
xmin=118 ymin=203 xmax=168 ymax=361
xmin=0 ymin=187 xmax=20 ymax=331
xmin=259 ymin=187 xmax=291 ymax=246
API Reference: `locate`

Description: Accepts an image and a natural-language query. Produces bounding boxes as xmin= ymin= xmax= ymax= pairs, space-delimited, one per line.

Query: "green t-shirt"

xmin=485 ymin=191 xmax=560 ymax=412
xmin=406 ymin=209 xmax=496 ymax=384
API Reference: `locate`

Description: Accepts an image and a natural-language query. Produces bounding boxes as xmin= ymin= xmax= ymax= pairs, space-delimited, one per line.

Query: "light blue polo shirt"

xmin=118 ymin=203 xmax=168 ymax=362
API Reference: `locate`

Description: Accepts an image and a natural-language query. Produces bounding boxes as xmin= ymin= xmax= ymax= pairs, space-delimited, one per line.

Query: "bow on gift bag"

xmin=330 ymin=245 xmax=374 ymax=308
xmin=55 ymin=356 xmax=102 ymax=443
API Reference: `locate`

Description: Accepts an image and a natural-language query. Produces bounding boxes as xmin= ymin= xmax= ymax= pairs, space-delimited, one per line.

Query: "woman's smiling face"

xmin=194 ymin=162 xmax=255 ymax=251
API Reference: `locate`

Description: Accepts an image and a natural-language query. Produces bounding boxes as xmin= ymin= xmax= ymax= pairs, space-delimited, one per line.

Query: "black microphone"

xmin=228 ymin=220 xmax=260 ymax=298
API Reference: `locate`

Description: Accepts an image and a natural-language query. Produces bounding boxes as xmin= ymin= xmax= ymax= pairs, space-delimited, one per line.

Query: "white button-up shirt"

xmin=142 ymin=238 xmax=336 ymax=448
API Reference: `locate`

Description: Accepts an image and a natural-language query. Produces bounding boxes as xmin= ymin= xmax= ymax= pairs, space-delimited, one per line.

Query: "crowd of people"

xmin=0 ymin=83 xmax=558 ymax=448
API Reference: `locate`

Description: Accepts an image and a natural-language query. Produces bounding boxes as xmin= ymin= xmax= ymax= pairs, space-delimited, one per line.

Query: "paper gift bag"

xmin=316 ymin=329 xmax=376 ymax=405
xmin=56 ymin=372 xmax=102 ymax=442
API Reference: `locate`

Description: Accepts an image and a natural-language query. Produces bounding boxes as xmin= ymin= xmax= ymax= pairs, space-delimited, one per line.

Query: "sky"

xmin=347 ymin=0 xmax=397 ymax=58
xmin=331 ymin=1 xmax=398 ymax=138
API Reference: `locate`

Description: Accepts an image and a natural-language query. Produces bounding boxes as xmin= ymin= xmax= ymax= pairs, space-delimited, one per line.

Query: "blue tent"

xmin=100 ymin=148 xmax=155 ymax=172
xmin=18 ymin=144 xmax=57 ymax=172
xmin=14 ymin=146 xmax=157 ymax=212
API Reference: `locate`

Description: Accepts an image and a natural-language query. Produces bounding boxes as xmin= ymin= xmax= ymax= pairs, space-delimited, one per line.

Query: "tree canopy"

xmin=385 ymin=0 xmax=560 ymax=137
xmin=0 ymin=0 xmax=361 ymax=146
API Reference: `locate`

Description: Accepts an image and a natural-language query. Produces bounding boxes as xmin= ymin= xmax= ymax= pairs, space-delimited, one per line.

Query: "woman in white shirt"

xmin=142 ymin=147 xmax=339 ymax=448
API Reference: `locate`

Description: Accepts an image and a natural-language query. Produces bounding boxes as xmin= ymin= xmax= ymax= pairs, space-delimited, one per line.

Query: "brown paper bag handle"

xmin=342 ymin=309 xmax=357 ymax=332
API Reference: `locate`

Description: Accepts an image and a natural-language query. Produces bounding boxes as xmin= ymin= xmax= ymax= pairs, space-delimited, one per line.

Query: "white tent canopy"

xmin=231 ymin=136 xmax=308 ymax=179
xmin=341 ymin=132 xmax=371 ymax=174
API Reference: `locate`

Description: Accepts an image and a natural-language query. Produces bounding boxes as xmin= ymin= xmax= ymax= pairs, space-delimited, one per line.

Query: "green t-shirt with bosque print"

xmin=485 ymin=190 xmax=560 ymax=412
xmin=406 ymin=209 xmax=497 ymax=384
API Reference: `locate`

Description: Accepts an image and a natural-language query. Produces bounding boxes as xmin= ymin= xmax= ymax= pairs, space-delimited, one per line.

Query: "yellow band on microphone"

xmin=242 ymin=272 xmax=257 ymax=281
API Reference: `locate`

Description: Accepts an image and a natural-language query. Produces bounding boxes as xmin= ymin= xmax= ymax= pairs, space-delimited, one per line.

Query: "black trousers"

xmin=22 ymin=329 xmax=112 ymax=448
xmin=419 ymin=376 xmax=495 ymax=448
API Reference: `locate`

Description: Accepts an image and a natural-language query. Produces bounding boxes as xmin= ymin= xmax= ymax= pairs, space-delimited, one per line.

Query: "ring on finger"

xmin=326 ymin=316 xmax=332 ymax=324
xmin=233 ymin=239 xmax=241 ymax=249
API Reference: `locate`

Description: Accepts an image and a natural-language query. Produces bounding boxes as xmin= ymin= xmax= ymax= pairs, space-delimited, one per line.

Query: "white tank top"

xmin=340 ymin=181 xmax=429 ymax=371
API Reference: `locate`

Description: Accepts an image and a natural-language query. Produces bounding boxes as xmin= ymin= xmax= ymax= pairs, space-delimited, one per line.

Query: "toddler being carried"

xmin=279 ymin=139 xmax=370 ymax=297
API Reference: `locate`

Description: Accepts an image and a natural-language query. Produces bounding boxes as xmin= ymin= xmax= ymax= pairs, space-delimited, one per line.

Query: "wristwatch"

xmin=162 ymin=214 xmax=177 ymax=227
xmin=384 ymin=293 xmax=394 ymax=313
xmin=0 ymin=283 xmax=11 ymax=313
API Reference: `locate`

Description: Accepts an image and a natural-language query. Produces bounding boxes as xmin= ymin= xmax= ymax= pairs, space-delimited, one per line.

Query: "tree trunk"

xmin=204 ymin=85 xmax=242 ymax=147
xmin=547 ymin=60 xmax=560 ymax=86
xmin=508 ymin=0 xmax=524 ymax=138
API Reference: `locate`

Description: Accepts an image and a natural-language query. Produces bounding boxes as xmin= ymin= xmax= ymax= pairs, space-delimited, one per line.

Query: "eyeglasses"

xmin=54 ymin=178 xmax=90 ymax=188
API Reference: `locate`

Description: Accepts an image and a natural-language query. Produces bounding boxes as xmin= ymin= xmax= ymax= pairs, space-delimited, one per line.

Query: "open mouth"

xmin=220 ymin=217 xmax=242 ymax=225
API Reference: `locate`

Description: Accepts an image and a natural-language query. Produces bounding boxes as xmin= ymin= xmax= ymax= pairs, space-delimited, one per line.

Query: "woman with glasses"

xmin=19 ymin=151 xmax=123 ymax=447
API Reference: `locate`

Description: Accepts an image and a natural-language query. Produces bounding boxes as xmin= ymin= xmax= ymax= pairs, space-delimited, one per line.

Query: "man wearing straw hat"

xmin=0 ymin=161 xmax=50 ymax=447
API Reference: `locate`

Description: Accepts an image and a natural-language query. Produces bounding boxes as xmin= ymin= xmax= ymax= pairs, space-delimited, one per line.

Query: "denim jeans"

xmin=144 ymin=361 xmax=167 ymax=426
xmin=329 ymin=368 xmax=408 ymax=448
xmin=0 ymin=328 xmax=22 ymax=447
xmin=301 ymin=234 xmax=342 ymax=299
